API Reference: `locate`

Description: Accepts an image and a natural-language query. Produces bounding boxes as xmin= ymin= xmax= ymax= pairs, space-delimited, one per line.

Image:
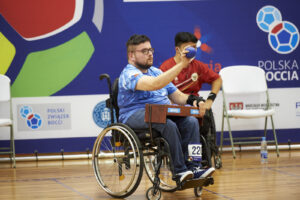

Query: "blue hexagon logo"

xmin=257 ymin=5 xmax=299 ymax=54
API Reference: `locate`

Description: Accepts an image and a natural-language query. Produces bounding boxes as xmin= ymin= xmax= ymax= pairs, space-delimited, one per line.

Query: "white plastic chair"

xmin=0 ymin=74 xmax=16 ymax=167
xmin=219 ymin=65 xmax=279 ymax=158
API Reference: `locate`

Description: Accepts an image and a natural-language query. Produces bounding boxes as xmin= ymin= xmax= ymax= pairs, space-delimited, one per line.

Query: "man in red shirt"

xmin=160 ymin=32 xmax=222 ymax=110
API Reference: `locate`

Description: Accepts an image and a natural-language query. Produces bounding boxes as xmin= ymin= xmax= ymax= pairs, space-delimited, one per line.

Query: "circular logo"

xmin=268 ymin=21 xmax=299 ymax=54
xmin=191 ymin=73 xmax=198 ymax=82
xmin=20 ymin=105 xmax=33 ymax=118
xmin=256 ymin=5 xmax=299 ymax=54
xmin=257 ymin=6 xmax=282 ymax=32
xmin=93 ymin=101 xmax=116 ymax=128
xmin=26 ymin=113 xmax=42 ymax=129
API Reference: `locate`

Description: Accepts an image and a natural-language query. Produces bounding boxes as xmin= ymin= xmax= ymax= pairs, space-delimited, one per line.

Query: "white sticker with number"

xmin=188 ymin=144 xmax=202 ymax=162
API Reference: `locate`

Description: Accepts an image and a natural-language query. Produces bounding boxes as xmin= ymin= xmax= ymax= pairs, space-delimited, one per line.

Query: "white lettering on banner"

xmin=265 ymin=71 xmax=299 ymax=81
xmin=258 ymin=60 xmax=299 ymax=70
xmin=258 ymin=59 xmax=299 ymax=81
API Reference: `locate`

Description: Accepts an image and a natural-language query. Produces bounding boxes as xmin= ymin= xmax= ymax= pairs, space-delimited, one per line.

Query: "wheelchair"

xmin=92 ymin=74 xmax=214 ymax=199
xmin=200 ymin=109 xmax=222 ymax=169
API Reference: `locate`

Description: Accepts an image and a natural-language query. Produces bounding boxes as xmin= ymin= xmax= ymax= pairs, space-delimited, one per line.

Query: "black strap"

xmin=186 ymin=95 xmax=205 ymax=107
xmin=207 ymin=92 xmax=217 ymax=101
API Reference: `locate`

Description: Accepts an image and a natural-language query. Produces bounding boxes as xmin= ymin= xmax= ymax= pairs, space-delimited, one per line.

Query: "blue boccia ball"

xmin=185 ymin=47 xmax=197 ymax=58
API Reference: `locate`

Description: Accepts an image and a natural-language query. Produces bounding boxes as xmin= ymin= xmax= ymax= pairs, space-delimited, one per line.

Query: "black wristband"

xmin=186 ymin=95 xmax=205 ymax=107
xmin=207 ymin=92 xmax=216 ymax=101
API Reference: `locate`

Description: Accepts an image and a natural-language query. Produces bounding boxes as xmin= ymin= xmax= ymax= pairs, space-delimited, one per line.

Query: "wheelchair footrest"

xmin=180 ymin=177 xmax=214 ymax=190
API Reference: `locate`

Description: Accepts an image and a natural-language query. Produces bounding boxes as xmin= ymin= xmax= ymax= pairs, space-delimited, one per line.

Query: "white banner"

xmin=1 ymin=88 xmax=300 ymax=141
xmin=209 ymin=87 xmax=300 ymax=131
xmin=6 ymin=95 xmax=107 ymax=140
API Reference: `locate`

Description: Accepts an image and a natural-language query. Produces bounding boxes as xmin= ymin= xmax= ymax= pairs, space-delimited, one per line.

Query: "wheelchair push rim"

xmin=92 ymin=123 xmax=144 ymax=198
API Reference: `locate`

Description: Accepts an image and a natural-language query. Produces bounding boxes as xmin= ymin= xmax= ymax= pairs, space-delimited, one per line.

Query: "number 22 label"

xmin=188 ymin=144 xmax=202 ymax=161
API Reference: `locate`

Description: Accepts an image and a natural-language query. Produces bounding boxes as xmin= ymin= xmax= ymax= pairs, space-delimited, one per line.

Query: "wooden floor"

xmin=1 ymin=149 xmax=300 ymax=200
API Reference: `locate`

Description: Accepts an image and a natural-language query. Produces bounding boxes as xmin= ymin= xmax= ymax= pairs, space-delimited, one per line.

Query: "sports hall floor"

xmin=1 ymin=149 xmax=300 ymax=200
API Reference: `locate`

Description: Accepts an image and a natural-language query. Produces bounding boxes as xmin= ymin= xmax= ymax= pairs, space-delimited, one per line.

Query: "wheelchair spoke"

xmin=92 ymin=124 xmax=144 ymax=198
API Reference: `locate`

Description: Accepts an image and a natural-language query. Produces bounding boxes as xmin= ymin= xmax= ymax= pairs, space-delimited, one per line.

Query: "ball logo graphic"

xmin=268 ymin=21 xmax=299 ymax=54
xmin=20 ymin=106 xmax=33 ymax=118
xmin=257 ymin=5 xmax=299 ymax=54
xmin=20 ymin=105 xmax=42 ymax=129
xmin=26 ymin=113 xmax=42 ymax=129
xmin=257 ymin=6 xmax=282 ymax=32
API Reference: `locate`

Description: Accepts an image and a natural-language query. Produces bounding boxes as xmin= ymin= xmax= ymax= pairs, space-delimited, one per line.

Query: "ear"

xmin=128 ymin=51 xmax=135 ymax=62
xmin=175 ymin=47 xmax=181 ymax=55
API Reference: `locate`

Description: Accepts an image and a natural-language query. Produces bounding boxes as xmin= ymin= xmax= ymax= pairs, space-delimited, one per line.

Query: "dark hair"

xmin=175 ymin=32 xmax=197 ymax=47
xmin=126 ymin=34 xmax=151 ymax=53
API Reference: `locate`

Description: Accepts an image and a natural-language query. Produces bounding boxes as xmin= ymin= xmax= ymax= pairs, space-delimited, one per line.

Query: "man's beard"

xmin=135 ymin=60 xmax=152 ymax=70
xmin=137 ymin=63 xmax=151 ymax=70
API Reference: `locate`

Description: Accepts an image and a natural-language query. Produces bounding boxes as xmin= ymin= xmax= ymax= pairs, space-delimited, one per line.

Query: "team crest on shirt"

xmin=191 ymin=73 xmax=198 ymax=81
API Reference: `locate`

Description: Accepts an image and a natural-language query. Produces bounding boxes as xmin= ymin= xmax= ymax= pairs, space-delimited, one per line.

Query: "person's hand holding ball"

xmin=185 ymin=46 xmax=197 ymax=58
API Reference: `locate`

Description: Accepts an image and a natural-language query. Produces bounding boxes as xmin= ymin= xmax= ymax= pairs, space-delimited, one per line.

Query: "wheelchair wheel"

xmin=214 ymin=155 xmax=223 ymax=169
xmin=194 ymin=186 xmax=203 ymax=197
xmin=144 ymin=148 xmax=177 ymax=192
xmin=146 ymin=187 xmax=161 ymax=200
xmin=92 ymin=123 xmax=144 ymax=198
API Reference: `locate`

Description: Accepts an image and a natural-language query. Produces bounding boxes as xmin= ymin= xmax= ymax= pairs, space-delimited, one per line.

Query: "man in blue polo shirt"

xmin=118 ymin=34 xmax=215 ymax=183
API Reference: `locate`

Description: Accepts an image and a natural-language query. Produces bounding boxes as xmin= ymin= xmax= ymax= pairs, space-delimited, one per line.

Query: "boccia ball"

xmin=185 ymin=46 xmax=197 ymax=58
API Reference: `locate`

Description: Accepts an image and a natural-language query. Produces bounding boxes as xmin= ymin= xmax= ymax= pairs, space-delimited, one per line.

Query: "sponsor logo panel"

xmin=17 ymin=103 xmax=71 ymax=131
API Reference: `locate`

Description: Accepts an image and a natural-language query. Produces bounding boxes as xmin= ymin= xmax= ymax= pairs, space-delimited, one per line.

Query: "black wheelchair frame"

xmin=200 ymin=109 xmax=223 ymax=169
xmin=92 ymin=74 xmax=216 ymax=199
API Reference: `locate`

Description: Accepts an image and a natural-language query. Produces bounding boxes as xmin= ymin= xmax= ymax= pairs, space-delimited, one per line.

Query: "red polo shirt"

xmin=160 ymin=57 xmax=220 ymax=96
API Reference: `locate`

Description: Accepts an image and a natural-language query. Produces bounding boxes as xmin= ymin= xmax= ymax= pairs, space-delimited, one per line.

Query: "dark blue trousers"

xmin=125 ymin=108 xmax=201 ymax=174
